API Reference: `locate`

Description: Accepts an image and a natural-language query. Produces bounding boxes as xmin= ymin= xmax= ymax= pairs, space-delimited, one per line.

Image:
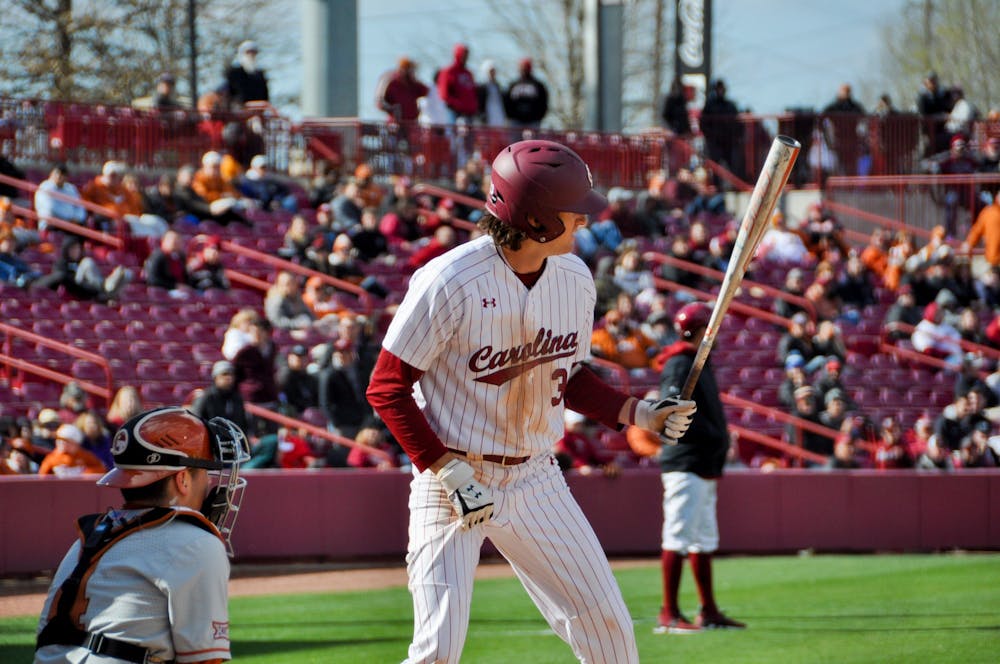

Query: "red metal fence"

xmin=0 ymin=97 xmax=291 ymax=172
xmin=824 ymin=173 xmax=1000 ymax=241
xmin=700 ymin=112 xmax=1000 ymax=185
xmin=5 ymin=95 xmax=999 ymax=191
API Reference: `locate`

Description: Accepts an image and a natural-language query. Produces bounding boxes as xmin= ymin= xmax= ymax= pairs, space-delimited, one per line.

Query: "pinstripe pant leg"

xmin=486 ymin=459 xmax=639 ymax=664
xmin=404 ymin=469 xmax=485 ymax=664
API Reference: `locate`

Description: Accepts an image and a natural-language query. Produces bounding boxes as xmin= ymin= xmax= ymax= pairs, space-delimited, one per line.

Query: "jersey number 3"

xmin=550 ymin=368 xmax=567 ymax=406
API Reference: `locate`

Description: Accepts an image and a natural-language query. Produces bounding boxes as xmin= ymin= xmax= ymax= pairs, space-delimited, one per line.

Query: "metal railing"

xmin=644 ymin=251 xmax=818 ymax=321
xmin=0 ymin=322 xmax=114 ymax=405
xmin=245 ymin=403 xmax=394 ymax=465
xmin=825 ymin=173 xmax=1000 ymax=241
xmin=880 ymin=321 xmax=999 ymax=374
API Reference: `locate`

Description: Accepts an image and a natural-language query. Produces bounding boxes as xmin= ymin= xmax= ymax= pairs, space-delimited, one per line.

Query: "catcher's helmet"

xmin=98 ymin=407 xmax=250 ymax=553
xmin=674 ymin=302 xmax=712 ymax=339
xmin=99 ymin=407 xmax=243 ymax=488
xmin=484 ymin=140 xmax=607 ymax=243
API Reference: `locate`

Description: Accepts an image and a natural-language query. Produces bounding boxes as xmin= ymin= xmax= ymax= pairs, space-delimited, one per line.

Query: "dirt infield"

xmin=0 ymin=559 xmax=653 ymax=619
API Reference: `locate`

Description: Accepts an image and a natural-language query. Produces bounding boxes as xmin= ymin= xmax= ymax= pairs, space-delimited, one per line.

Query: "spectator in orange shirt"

xmin=79 ymin=161 xmax=134 ymax=232
xmin=354 ymin=163 xmax=386 ymax=210
xmin=882 ymin=231 xmax=915 ymax=291
xmin=964 ymin=190 xmax=1000 ymax=266
xmin=37 ymin=424 xmax=106 ymax=476
xmin=591 ymin=310 xmax=657 ymax=372
xmin=192 ymin=151 xmax=252 ymax=219
xmin=859 ymin=228 xmax=890 ymax=280
xmin=81 ymin=161 xmax=139 ymax=219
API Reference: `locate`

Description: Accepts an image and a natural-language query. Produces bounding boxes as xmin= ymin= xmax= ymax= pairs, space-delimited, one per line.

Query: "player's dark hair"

xmin=120 ymin=474 xmax=174 ymax=503
xmin=478 ymin=212 xmax=528 ymax=250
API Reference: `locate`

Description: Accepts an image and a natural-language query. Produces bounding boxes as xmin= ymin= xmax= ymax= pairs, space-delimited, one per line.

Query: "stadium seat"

xmin=129 ymin=341 xmax=161 ymax=360
xmin=63 ymin=320 xmax=98 ymax=341
xmin=30 ymin=301 xmax=62 ymax=320
xmin=139 ymin=382 xmax=174 ymax=406
xmin=191 ymin=343 xmax=220 ymax=362
xmin=0 ymin=299 xmax=30 ymax=319
xmin=31 ymin=320 xmax=62 ymax=339
xmin=167 ymin=360 xmax=200 ymax=381
xmin=152 ymin=323 xmax=182 ymax=341
xmin=71 ymin=360 xmax=108 ymax=383
xmin=16 ymin=381 xmax=62 ymax=403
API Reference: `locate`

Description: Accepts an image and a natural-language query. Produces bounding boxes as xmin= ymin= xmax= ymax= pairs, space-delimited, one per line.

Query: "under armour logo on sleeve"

xmin=483 ymin=298 xmax=496 ymax=308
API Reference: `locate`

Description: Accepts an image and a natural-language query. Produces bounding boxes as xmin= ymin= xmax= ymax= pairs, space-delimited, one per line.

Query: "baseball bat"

xmin=679 ymin=135 xmax=801 ymax=400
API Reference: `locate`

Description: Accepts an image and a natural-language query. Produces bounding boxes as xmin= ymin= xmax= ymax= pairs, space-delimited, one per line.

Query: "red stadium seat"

xmin=128 ymin=341 xmax=161 ymax=360
xmin=63 ymin=320 xmax=98 ymax=341
xmin=71 ymin=360 xmax=108 ymax=383
xmin=139 ymin=383 xmax=174 ymax=406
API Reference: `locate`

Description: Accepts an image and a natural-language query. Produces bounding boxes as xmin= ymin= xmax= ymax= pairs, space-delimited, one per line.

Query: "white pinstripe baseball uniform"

xmin=381 ymin=234 xmax=638 ymax=663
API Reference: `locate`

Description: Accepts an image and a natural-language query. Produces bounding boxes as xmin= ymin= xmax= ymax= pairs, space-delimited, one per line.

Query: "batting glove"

xmin=633 ymin=397 xmax=697 ymax=442
xmin=435 ymin=458 xmax=495 ymax=529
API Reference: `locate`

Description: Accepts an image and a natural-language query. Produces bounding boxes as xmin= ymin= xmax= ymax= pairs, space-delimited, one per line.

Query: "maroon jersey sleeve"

xmin=366 ymin=349 xmax=449 ymax=472
xmin=564 ymin=363 xmax=630 ymax=431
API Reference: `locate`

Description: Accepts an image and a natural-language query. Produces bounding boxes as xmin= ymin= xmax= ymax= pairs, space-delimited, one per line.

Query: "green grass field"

xmin=3 ymin=554 xmax=998 ymax=663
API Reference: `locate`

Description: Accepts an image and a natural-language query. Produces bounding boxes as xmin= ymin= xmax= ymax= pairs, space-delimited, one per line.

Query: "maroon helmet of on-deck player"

xmin=674 ymin=302 xmax=712 ymax=339
xmin=484 ymin=140 xmax=607 ymax=243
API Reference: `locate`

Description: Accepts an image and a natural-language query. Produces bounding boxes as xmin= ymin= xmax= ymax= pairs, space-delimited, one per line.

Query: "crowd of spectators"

xmin=4 ymin=53 xmax=1000 ymax=479
xmin=375 ymin=46 xmax=549 ymax=129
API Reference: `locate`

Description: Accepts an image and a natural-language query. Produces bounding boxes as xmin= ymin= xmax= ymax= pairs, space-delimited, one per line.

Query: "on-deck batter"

xmin=367 ymin=139 xmax=697 ymax=663
xmin=654 ymin=302 xmax=746 ymax=634
xmin=34 ymin=407 xmax=250 ymax=664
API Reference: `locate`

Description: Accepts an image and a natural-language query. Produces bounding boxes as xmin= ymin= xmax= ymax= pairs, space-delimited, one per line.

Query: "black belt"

xmin=448 ymin=448 xmax=531 ymax=466
xmin=38 ymin=630 xmax=162 ymax=663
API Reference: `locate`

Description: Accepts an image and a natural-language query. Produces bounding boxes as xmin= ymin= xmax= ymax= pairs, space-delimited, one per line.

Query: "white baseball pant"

xmin=404 ymin=453 xmax=638 ymax=664
xmin=661 ymin=471 xmax=719 ymax=554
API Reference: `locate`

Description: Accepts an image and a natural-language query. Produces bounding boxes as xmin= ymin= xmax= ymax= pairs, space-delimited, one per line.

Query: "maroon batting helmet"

xmin=674 ymin=302 xmax=712 ymax=339
xmin=484 ymin=140 xmax=607 ymax=243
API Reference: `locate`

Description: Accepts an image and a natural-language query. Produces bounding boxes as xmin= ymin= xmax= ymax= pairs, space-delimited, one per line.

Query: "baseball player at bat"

xmin=649 ymin=303 xmax=745 ymax=633
xmin=366 ymin=139 xmax=696 ymax=663
xmin=35 ymin=407 xmax=251 ymax=664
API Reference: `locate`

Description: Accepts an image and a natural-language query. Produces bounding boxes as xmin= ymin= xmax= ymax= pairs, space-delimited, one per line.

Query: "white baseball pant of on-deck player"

xmin=368 ymin=140 xmax=696 ymax=663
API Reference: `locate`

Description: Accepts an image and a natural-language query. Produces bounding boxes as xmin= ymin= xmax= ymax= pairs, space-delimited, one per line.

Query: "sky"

xmin=272 ymin=0 xmax=910 ymax=125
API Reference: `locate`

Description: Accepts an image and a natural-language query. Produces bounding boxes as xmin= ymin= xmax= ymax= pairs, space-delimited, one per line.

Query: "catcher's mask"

xmin=98 ymin=406 xmax=250 ymax=555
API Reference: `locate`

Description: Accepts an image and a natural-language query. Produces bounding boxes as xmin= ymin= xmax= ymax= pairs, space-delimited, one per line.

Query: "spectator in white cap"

xmin=226 ymin=39 xmax=269 ymax=106
xmin=38 ymin=424 xmax=107 ymax=476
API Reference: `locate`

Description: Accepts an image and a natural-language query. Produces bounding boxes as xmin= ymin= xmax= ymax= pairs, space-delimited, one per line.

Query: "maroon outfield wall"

xmin=2 ymin=469 xmax=999 ymax=575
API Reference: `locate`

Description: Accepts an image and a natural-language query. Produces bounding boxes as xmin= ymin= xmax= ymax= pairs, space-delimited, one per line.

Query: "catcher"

xmin=35 ymin=407 xmax=250 ymax=663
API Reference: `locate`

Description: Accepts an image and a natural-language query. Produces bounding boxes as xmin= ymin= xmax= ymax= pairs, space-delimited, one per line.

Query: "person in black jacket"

xmin=225 ymin=41 xmax=269 ymax=107
xmin=317 ymin=338 xmax=376 ymax=462
xmin=661 ymin=77 xmax=692 ymax=137
xmin=504 ymin=58 xmax=548 ymax=129
xmin=654 ymin=302 xmax=745 ymax=634
xmin=32 ymin=238 xmax=131 ymax=302
xmin=190 ymin=361 xmax=249 ymax=435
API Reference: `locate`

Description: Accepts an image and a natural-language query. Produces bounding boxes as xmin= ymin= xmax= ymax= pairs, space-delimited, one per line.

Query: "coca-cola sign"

xmin=674 ymin=0 xmax=712 ymax=82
